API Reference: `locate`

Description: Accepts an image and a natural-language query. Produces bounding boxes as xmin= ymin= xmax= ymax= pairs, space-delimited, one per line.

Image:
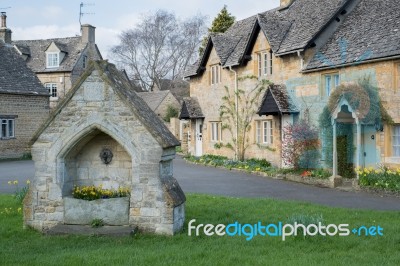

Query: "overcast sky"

xmin=1 ymin=0 xmax=280 ymax=58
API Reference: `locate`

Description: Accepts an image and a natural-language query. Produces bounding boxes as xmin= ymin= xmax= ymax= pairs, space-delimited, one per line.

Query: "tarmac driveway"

xmin=1 ymin=157 xmax=399 ymax=211
xmin=173 ymin=156 xmax=400 ymax=211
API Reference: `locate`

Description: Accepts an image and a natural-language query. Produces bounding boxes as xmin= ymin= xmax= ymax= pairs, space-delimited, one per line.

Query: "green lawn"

xmin=0 ymin=194 xmax=399 ymax=265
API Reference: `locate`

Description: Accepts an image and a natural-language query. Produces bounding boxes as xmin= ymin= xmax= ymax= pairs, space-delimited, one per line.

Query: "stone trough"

xmin=23 ymin=61 xmax=186 ymax=235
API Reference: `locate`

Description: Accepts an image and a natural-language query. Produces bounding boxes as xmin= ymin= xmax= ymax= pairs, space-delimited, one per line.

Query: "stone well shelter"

xmin=24 ymin=61 xmax=185 ymax=235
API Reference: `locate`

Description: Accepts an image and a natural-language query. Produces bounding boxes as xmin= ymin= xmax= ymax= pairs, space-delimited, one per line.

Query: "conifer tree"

xmin=199 ymin=5 xmax=235 ymax=55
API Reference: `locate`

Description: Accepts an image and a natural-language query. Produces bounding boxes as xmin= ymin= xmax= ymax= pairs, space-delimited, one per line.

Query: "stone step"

xmin=45 ymin=224 xmax=138 ymax=236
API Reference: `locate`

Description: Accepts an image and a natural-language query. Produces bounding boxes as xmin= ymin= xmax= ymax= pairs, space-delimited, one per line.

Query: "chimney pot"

xmin=1 ymin=12 xmax=7 ymax=28
xmin=0 ymin=12 xmax=11 ymax=44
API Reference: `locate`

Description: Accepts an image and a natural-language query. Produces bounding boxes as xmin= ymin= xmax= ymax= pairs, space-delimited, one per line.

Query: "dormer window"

xmin=47 ymin=52 xmax=59 ymax=68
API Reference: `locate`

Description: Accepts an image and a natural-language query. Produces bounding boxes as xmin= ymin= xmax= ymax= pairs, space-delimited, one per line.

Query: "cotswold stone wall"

xmin=24 ymin=69 xmax=184 ymax=235
xmin=0 ymin=94 xmax=49 ymax=159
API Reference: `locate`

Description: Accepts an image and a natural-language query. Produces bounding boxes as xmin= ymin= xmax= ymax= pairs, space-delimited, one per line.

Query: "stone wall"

xmin=0 ymin=93 xmax=49 ymax=159
xmin=24 ymin=68 xmax=184 ymax=235
xmin=37 ymin=72 xmax=72 ymax=109
xmin=155 ymin=92 xmax=180 ymax=119
xmin=64 ymin=132 xmax=132 ymax=195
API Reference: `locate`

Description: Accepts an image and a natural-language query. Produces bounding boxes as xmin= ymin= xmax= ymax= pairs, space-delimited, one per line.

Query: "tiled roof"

xmin=185 ymin=0 xmax=347 ymax=77
xmin=32 ymin=61 xmax=180 ymax=148
xmin=138 ymin=90 xmax=170 ymax=111
xmin=0 ymin=43 xmax=48 ymax=96
xmin=272 ymin=0 xmax=346 ymax=54
xmin=258 ymin=84 xmax=299 ymax=115
xmin=179 ymin=97 xmax=204 ymax=119
xmin=306 ymin=0 xmax=400 ymax=70
xmin=12 ymin=37 xmax=97 ymax=73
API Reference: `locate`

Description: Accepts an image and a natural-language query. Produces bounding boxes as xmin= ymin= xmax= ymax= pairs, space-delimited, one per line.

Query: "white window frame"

xmin=45 ymin=83 xmax=58 ymax=100
xmin=324 ymin=73 xmax=340 ymax=97
xmin=46 ymin=52 xmax=59 ymax=68
xmin=211 ymin=65 xmax=221 ymax=85
xmin=257 ymin=51 xmax=273 ymax=77
xmin=210 ymin=122 xmax=222 ymax=142
xmin=256 ymin=120 xmax=273 ymax=145
xmin=1 ymin=118 xmax=15 ymax=139
xmin=392 ymin=125 xmax=400 ymax=157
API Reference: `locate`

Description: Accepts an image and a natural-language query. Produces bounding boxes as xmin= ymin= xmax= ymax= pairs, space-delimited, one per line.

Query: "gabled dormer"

xmin=45 ymin=41 xmax=67 ymax=68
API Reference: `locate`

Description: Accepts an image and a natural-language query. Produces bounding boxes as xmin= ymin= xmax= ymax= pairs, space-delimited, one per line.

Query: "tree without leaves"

xmin=199 ymin=5 xmax=235 ymax=55
xmin=111 ymin=10 xmax=207 ymax=91
xmin=219 ymin=76 xmax=270 ymax=161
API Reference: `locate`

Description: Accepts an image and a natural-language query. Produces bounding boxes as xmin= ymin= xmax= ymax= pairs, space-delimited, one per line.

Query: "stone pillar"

xmin=330 ymin=120 xmax=342 ymax=187
xmin=356 ymin=122 xmax=362 ymax=179
xmin=332 ymin=121 xmax=337 ymax=177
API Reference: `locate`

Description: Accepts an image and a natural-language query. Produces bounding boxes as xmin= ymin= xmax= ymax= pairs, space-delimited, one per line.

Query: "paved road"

xmin=1 ymin=158 xmax=400 ymax=210
xmin=0 ymin=160 xmax=34 ymax=193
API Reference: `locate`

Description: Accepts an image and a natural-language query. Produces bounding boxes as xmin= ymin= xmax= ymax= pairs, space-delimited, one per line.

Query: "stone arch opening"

xmin=61 ymin=128 xmax=133 ymax=197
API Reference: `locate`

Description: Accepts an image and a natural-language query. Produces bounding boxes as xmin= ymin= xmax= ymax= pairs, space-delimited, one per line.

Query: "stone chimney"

xmin=81 ymin=24 xmax=95 ymax=44
xmin=0 ymin=12 xmax=12 ymax=44
xmin=280 ymin=0 xmax=295 ymax=8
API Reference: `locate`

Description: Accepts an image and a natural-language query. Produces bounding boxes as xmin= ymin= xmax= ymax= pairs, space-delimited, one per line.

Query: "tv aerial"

xmin=79 ymin=2 xmax=95 ymax=27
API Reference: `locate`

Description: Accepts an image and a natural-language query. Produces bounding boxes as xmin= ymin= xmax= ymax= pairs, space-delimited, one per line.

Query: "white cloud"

xmin=12 ymin=24 xmax=80 ymax=40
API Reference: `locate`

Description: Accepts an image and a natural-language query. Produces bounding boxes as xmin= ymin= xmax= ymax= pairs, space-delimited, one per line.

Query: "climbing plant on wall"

xmin=219 ymin=76 xmax=271 ymax=161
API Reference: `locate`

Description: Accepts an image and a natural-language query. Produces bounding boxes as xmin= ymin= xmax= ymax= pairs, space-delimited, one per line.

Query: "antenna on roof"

xmin=79 ymin=2 xmax=95 ymax=28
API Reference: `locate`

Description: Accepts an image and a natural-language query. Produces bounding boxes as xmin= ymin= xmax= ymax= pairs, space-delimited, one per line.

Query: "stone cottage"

xmin=0 ymin=30 xmax=49 ymax=159
xmin=24 ymin=60 xmax=185 ymax=235
xmin=138 ymin=90 xmax=180 ymax=120
xmin=182 ymin=0 xmax=400 ymax=174
xmin=0 ymin=12 xmax=103 ymax=109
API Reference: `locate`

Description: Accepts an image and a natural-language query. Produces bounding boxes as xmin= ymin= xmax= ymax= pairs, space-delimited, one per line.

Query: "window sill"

xmin=0 ymin=137 xmax=16 ymax=141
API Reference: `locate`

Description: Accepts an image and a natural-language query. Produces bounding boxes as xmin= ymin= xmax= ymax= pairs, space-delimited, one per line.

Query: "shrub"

xmin=163 ymin=105 xmax=179 ymax=122
xmin=73 ymin=185 xmax=130 ymax=201
xmin=282 ymin=120 xmax=320 ymax=169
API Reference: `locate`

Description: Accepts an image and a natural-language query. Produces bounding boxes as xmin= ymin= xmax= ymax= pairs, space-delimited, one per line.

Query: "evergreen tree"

xmin=199 ymin=5 xmax=235 ymax=55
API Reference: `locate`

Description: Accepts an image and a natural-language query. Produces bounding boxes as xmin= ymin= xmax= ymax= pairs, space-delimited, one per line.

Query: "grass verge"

xmin=0 ymin=194 xmax=399 ymax=265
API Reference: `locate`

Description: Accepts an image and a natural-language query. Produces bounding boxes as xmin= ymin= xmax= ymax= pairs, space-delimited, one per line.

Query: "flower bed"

xmin=357 ymin=167 xmax=400 ymax=192
xmin=185 ymin=155 xmax=272 ymax=172
xmin=72 ymin=185 xmax=130 ymax=201
xmin=184 ymin=155 xmax=331 ymax=180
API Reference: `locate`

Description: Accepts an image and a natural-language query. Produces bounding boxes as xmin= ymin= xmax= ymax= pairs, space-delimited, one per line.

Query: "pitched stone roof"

xmin=257 ymin=84 xmax=300 ymax=116
xmin=32 ymin=61 xmax=180 ymax=148
xmin=13 ymin=37 xmax=101 ymax=73
xmin=185 ymin=0 xmax=347 ymax=77
xmin=158 ymin=79 xmax=190 ymax=103
xmin=0 ymin=43 xmax=48 ymax=96
xmin=179 ymin=97 xmax=204 ymax=119
xmin=138 ymin=90 xmax=170 ymax=111
xmin=306 ymin=0 xmax=400 ymax=70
